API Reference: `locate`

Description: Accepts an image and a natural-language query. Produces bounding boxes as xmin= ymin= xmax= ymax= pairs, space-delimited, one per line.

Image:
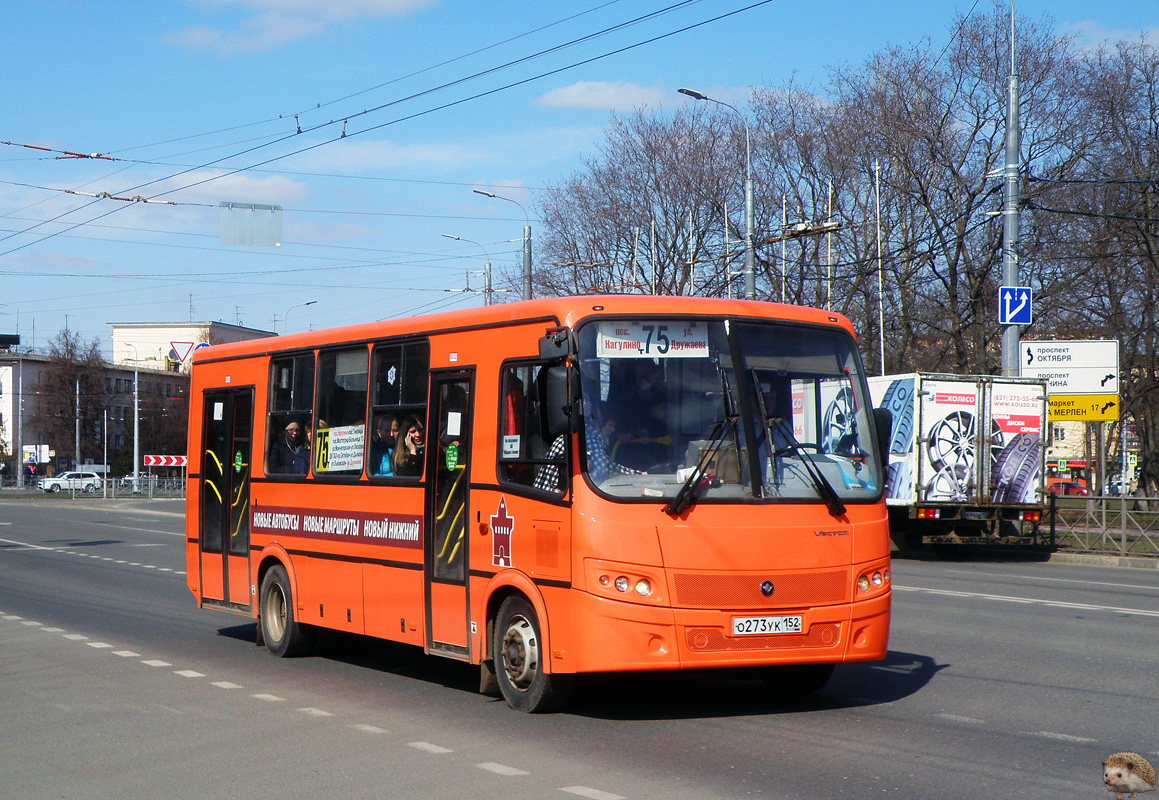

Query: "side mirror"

xmin=872 ymin=407 xmax=893 ymax=467
xmin=542 ymin=365 xmax=572 ymax=439
xmin=538 ymin=326 xmax=574 ymax=360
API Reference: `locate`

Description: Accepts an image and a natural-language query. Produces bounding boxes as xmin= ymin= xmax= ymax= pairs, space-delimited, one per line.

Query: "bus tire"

xmin=761 ymin=662 xmax=834 ymax=697
xmin=494 ymin=596 xmax=572 ymax=713
xmin=259 ymin=564 xmax=314 ymax=658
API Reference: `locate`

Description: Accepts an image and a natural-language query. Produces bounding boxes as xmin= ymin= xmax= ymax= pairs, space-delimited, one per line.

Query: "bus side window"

xmin=266 ymin=353 xmax=314 ymax=476
xmin=498 ymin=363 xmax=567 ymax=495
xmin=368 ymin=340 xmax=430 ymax=480
xmin=313 ymin=347 xmax=368 ymax=477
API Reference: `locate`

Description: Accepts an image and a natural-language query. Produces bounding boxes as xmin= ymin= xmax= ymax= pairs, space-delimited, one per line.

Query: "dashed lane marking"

xmin=1029 ymin=731 xmax=1097 ymax=743
xmin=212 ymin=681 xmax=243 ymax=690
xmin=477 ymin=762 xmax=529 ymax=776
xmin=354 ymin=724 xmax=386 ymax=734
xmin=252 ymin=693 xmax=286 ymax=702
xmin=938 ymin=713 xmax=986 ymax=724
xmin=299 ymin=707 xmax=334 ymax=717
xmin=142 ymin=659 xmax=172 ymax=667
xmin=409 ymin=741 xmax=453 ymax=753
xmin=175 ymin=670 xmax=205 ymax=678
xmin=0 ymin=536 xmax=180 ymax=575
xmin=894 ymin=585 xmax=1159 ymax=618
xmin=561 ymin=787 xmax=627 ymax=800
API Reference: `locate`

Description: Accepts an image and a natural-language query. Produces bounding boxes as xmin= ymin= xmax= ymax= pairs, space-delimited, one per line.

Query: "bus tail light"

xmin=916 ymin=508 xmax=939 ymax=519
xmin=1021 ymin=510 xmax=1041 ymax=522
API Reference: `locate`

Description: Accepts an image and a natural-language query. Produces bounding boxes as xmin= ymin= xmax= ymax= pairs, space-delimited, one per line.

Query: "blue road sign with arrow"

xmin=999 ymin=286 xmax=1032 ymax=325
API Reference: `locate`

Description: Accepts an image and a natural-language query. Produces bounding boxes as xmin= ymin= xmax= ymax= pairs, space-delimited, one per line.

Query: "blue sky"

xmin=1 ymin=0 xmax=1153 ymax=356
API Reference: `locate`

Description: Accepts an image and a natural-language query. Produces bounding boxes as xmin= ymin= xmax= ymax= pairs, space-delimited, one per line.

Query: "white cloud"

xmin=536 ymin=81 xmax=666 ymax=112
xmin=170 ymin=0 xmax=438 ymax=54
xmin=1059 ymin=21 xmax=1158 ymax=52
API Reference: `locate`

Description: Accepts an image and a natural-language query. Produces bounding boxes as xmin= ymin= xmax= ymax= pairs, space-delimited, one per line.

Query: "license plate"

xmin=731 ymin=615 xmax=803 ymax=636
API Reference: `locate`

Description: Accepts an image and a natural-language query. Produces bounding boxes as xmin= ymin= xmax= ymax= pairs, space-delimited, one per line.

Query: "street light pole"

xmin=283 ymin=300 xmax=317 ymax=335
xmin=124 ymin=345 xmax=140 ymax=494
xmin=679 ymin=88 xmax=754 ymax=300
xmin=442 ymin=234 xmax=492 ymax=305
xmin=474 ymin=189 xmax=531 ymax=300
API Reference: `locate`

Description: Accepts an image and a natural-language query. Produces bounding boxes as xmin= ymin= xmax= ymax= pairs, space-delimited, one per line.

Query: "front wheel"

xmin=259 ymin=564 xmax=315 ymax=657
xmin=494 ymin=596 xmax=572 ymax=712
xmin=84 ymin=483 xmax=97 ymax=493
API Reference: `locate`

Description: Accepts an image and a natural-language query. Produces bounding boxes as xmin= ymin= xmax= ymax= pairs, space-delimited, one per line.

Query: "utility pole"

xmin=1000 ymin=4 xmax=1022 ymax=376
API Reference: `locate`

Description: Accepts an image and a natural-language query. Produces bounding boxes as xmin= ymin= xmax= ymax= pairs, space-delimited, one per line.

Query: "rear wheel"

xmin=259 ymin=564 xmax=315 ymax=657
xmin=494 ymin=596 xmax=572 ymax=712
xmin=49 ymin=484 xmax=61 ymax=493
xmin=761 ymin=663 xmax=834 ymax=698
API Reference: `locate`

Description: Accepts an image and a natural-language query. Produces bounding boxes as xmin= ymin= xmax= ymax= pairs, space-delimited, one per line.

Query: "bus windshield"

xmin=575 ymin=318 xmax=882 ymax=506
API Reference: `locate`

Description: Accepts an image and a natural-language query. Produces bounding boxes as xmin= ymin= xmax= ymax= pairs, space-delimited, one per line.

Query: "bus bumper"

xmin=566 ymin=590 xmax=890 ymax=674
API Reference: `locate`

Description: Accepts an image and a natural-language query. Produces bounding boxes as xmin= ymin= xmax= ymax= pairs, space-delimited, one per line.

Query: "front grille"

xmin=684 ymin=622 xmax=841 ymax=652
xmin=671 ymin=569 xmax=849 ymax=609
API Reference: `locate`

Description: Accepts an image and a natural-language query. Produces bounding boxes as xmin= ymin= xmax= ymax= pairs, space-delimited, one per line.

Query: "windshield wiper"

xmin=769 ymin=416 xmax=847 ymax=517
xmin=664 ymin=419 xmax=729 ymax=516
xmin=665 ymin=363 xmax=737 ymax=516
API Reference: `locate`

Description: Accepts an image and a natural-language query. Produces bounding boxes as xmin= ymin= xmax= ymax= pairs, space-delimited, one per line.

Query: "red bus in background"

xmin=186 ymin=295 xmax=892 ymax=712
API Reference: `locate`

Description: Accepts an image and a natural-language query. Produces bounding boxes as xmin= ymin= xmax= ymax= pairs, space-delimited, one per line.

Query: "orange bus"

xmin=186 ymin=295 xmax=892 ymax=711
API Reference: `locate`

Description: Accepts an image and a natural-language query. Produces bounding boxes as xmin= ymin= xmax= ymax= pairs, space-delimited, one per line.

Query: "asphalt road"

xmin=1 ymin=496 xmax=1156 ymax=800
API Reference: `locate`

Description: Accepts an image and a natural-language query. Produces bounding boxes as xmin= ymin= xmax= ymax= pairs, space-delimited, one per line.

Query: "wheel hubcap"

xmin=501 ymin=615 xmax=538 ymax=691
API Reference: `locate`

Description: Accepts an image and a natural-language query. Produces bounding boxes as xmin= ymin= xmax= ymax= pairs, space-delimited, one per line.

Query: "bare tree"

xmin=1034 ymin=37 xmax=1159 ymax=494
xmin=538 ymin=104 xmax=751 ymax=298
xmin=31 ymin=330 xmax=109 ymax=470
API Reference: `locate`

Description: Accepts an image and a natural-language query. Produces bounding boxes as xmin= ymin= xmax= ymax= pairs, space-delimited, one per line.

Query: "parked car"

xmin=1046 ymin=478 xmax=1088 ymax=497
xmin=39 ymin=471 xmax=103 ymax=493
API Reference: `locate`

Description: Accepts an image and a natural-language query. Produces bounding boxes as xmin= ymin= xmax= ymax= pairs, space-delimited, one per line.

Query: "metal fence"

xmin=0 ymin=476 xmax=186 ymax=498
xmin=1048 ymin=495 xmax=1159 ymax=558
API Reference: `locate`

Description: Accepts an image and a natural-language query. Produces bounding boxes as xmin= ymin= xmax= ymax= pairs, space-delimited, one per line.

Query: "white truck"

xmin=867 ymin=373 xmax=1048 ymax=550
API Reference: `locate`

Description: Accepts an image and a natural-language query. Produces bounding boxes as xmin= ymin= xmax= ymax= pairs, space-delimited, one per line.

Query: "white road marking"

xmin=945 ymin=568 xmax=1158 ymax=591
xmin=894 ymin=585 xmax=1159 ymax=617
xmin=938 ymin=713 xmax=986 ymax=724
xmin=409 ymin=741 xmax=453 ymax=753
xmin=21 ymin=620 xmax=43 ymax=626
xmin=212 ymin=681 xmax=243 ymax=690
xmin=86 ymin=641 xmax=114 ymax=649
xmin=353 ymin=724 xmax=386 ymax=734
xmin=299 ymin=707 xmax=334 ymax=717
xmin=477 ymin=762 xmax=529 ymax=776
xmin=113 ymin=650 xmax=140 ymax=657
xmin=251 ymin=693 xmax=285 ymax=702
xmin=1027 ymin=731 xmax=1097 ymax=743
xmin=63 ymin=633 xmax=88 ymax=641
xmin=142 ymin=659 xmax=172 ymax=667
xmin=40 ymin=627 xmax=64 ymax=633
xmin=3 ymin=614 xmax=25 ymax=620
xmin=561 ymin=786 xmax=627 ymax=800
xmin=174 ymin=670 xmax=205 ymax=678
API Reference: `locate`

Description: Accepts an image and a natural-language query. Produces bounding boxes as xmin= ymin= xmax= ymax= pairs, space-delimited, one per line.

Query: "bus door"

xmin=198 ymin=390 xmax=254 ymax=612
xmin=425 ymin=371 xmax=473 ymax=658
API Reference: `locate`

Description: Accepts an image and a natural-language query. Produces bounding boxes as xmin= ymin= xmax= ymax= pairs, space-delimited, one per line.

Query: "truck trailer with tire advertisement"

xmin=868 ymin=373 xmax=1048 ymax=550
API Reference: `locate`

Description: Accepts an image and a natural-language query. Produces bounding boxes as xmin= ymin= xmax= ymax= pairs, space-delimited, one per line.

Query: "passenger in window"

xmin=533 ymin=434 xmax=567 ymax=493
xmin=369 ymin=413 xmax=398 ymax=477
xmin=393 ymin=415 xmax=426 ymax=476
xmin=587 ymin=412 xmax=642 ymax=484
xmin=269 ymin=418 xmax=309 ymax=475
